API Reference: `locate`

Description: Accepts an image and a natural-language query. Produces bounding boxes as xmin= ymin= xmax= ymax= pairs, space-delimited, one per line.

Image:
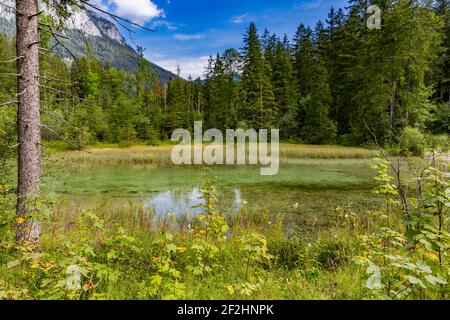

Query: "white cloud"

xmin=150 ymin=56 xmax=210 ymax=79
xmin=96 ymin=0 xmax=164 ymax=24
xmin=152 ymin=20 xmax=178 ymax=31
xmin=231 ymin=14 xmax=248 ymax=24
xmin=173 ymin=33 xmax=205 ymax=41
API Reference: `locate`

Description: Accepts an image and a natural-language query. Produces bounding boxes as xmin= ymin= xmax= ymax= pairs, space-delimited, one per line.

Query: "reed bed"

xmin=279 ymin=144 xmax=376 ymax=160
xmin=51 ymin=144 xmax=377 ymax=166
xmin=52 ymin=146 xmax=174 ymax=166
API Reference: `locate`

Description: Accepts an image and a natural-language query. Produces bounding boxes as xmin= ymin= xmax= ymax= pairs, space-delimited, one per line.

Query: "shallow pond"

xmin=44 ymin=160 xmax=383 ymax=225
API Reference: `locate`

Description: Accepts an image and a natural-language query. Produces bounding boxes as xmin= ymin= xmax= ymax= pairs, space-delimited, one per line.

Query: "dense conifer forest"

xmin=1 ymin=0 xmax=448 ymax=150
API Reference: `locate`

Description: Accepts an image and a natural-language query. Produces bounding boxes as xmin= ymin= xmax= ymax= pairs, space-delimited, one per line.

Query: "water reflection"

xmin=145 ymin=187 xmax=242 ymax=217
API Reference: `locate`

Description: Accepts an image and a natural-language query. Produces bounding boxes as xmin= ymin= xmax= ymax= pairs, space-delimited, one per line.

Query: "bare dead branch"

xmin=37 ymin=22 xmax=80 ymax=69
xmin=38 ymin=75 xmax=76 ymax=84
xmin=28 ymin=41 xmax=41 ymax=48
xmin=0 ymin=72 xmax=21 ymax=77
xmin=16 ymin=88 xmax=26 ymax=97
xmin=29 ymin=10 xmax=43 ymax=19
xmin=40 ymin=124 xmax=76 ymax=148
xmin=40 ymin=124 xmax=65 ymax=140
xmin=38 ymin=50 xmax=54 ymax=59
xmin=41 ymin=108 xmax=78 ymax=130
xmin=0 ymin=56 xmax=24 ymax=63
xmin=79 ymin=0 xmax=155 ymax=32
xmin=51 ymin=34 xmax=80 ymax=69
xmin=8 ymin=143 xmax=20 ymax=149
xmin=0 ymin=1 xmax=22 ymax=15
xmin=0 ymin=100 xmax=18 ymax=107
xmin=38 ymin=24 xmax=70 ymax=40
xmin=39 ymin=84 xmax=106 ymax=108
xmin=364 ymin=120 xmax=410 ymax=219
xmin=39 ymin=47 xmax=54 ymax=53
xmin=49 ymin=42 xmax=59 ymax=51
xmin=40 ymin=124 xmax=93 ymax=153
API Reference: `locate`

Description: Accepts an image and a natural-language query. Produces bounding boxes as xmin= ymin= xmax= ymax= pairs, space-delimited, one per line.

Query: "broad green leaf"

xmin=425 ymin=275 xmax=447 ymax=286
xmin=6 ymin=260 xmax=20 ymax=269
xmin=404 ymin=275 xmax=426 ymax=289
xmin=366 ymin=265 xmax=383 ymax=290
xmin=165 ymin=243 xmax=177 ymax=253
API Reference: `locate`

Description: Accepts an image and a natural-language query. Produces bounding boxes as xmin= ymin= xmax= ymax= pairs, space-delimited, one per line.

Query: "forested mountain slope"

xmin=0 ymin=0 xmax=176 ymax=82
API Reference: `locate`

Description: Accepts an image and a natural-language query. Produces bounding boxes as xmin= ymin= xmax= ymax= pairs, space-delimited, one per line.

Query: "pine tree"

xmin=293 ymin=24 xmax=315 ymax=96
xmin=240 ymin=22 xmax=277 ymax=129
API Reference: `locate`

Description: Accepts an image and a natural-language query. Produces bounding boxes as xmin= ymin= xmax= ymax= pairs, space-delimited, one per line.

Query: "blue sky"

xmin=91 ymin=0 xmax=347 ymax=78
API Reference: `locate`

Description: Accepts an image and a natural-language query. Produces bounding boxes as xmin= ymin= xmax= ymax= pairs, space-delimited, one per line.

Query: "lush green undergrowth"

xmin=0 ymin=152 xmax=449 ymax=300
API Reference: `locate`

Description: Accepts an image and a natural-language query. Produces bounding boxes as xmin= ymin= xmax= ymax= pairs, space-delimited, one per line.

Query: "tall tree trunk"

xmin=389 ymin=78 xmax=395 ymax=128
xmin=15 ymin=0 xmax=42 ymax=242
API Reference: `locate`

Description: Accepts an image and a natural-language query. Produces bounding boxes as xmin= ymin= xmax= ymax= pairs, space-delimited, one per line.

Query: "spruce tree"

xmin=293 ymin=23 xmax=336 ymax=144
xmin=271 ymin=35 xmax=296 ymax=135
xmin=240 ymin=22 xmax=277 ymax=129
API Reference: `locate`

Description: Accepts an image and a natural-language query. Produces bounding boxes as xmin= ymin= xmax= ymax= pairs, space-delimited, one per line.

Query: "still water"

xmin=46 ymin=161 xmax=382 ymax=225
xmin=144 ymin=188 xmax=242 ymax=217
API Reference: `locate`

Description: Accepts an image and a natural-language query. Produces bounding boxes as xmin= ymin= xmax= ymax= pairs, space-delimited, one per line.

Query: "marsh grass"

xmin=279 ymin=144 xmax=376 ymax=160
xmin=53 ymin=146 xmax=174 ymax=166
xmin=50 ymin=144 xmax=376 ymax=166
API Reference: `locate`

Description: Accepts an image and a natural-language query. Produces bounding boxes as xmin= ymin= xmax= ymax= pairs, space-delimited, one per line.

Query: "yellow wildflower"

xmin=177 ymin=246 xmax=187 ymax=253
xmin=16 ymin=217 xmax=26 ymax=225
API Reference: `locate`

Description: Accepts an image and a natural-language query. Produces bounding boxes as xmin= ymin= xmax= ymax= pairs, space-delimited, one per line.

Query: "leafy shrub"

xmin=316 ymin=240 xmax=351 ymax=271
xmin=426 ymin=134 xmax=449 ymax=152
xmin=400 ymin=127 xmax=426 ymax=156
xmin=269 ymin=237 xmax=309 ymax=270
xmin=238 ymin=232 xmax=272 ymax=273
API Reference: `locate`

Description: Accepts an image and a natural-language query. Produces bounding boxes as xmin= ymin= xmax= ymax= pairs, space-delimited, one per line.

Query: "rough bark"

xmin=15 ymin=0 xmax=42 ymax=242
